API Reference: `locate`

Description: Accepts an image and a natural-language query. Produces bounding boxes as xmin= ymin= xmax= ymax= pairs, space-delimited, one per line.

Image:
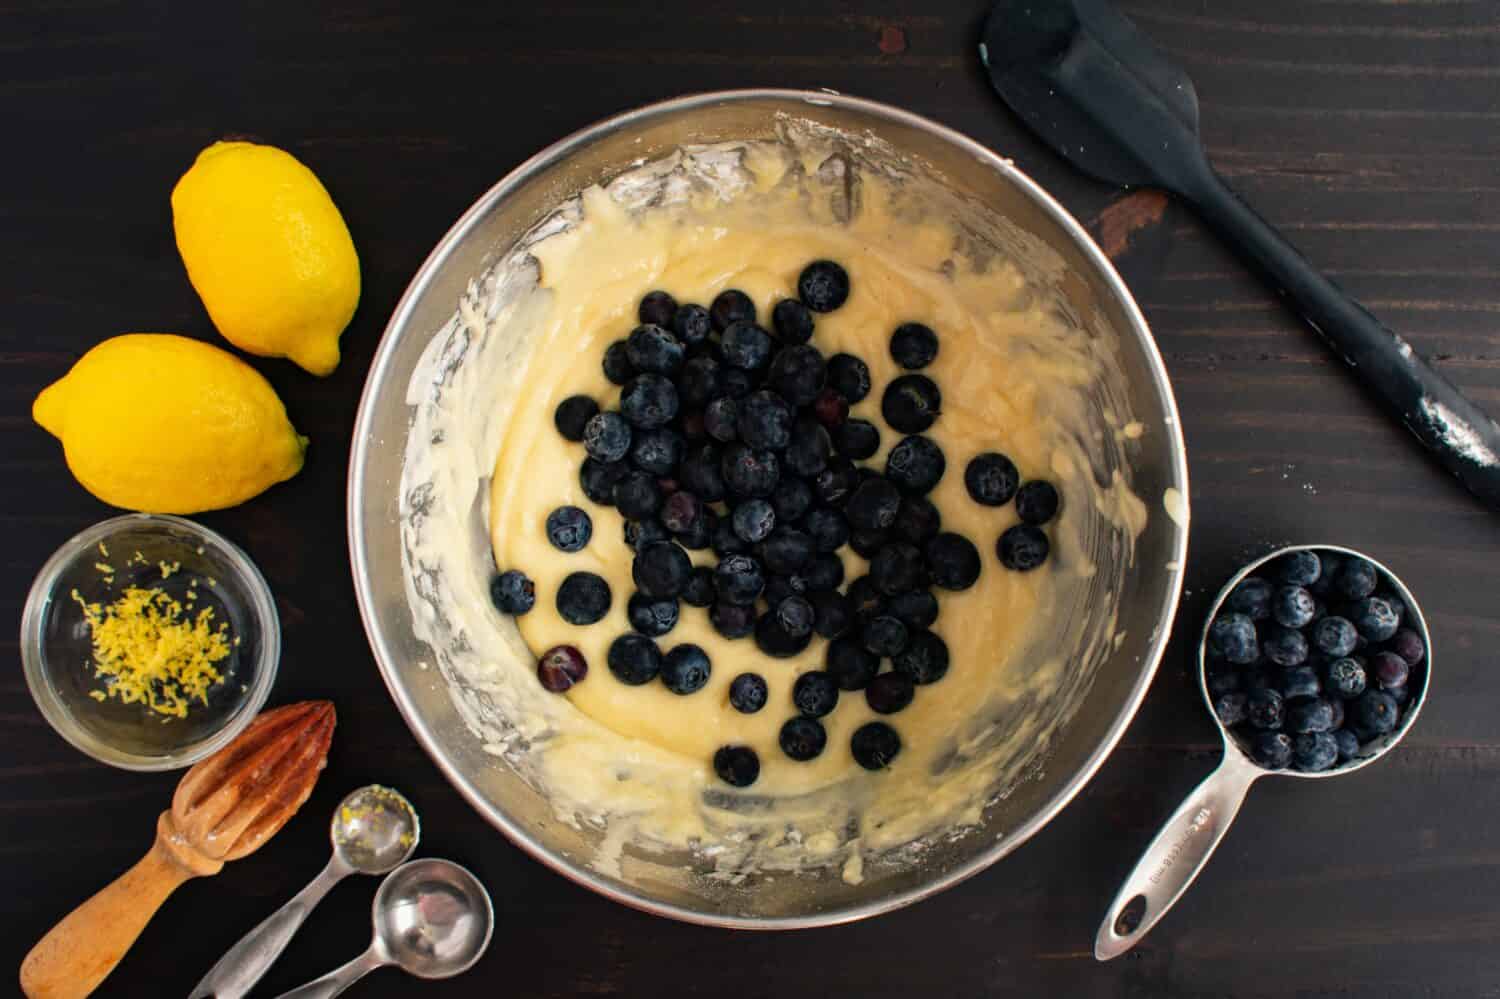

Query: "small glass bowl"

xmin=20 ymin=514 xmax=279 ymax=771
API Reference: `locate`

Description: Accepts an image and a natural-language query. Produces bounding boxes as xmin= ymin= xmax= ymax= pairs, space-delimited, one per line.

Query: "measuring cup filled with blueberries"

xmin=1095 ymin=545 xmax=1431 ymax=961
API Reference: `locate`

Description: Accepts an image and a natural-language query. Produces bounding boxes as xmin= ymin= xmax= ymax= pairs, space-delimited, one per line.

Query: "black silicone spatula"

xmin=980 ymin=0 xmax=1500 ymax=509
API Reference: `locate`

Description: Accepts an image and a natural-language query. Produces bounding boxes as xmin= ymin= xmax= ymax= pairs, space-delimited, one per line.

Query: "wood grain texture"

xmin=4 ymin=1 xmax=1500 ymax=996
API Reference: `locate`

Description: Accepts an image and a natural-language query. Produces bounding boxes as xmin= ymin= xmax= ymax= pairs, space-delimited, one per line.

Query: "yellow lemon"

xmin=171 ymin=140 xmax=359 ymax=376
xmin=33 ymin=334 xmax=308 ymax=514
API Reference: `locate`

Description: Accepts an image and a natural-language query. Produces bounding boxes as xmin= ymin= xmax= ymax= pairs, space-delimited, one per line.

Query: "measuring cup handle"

xmin=1095 ymin=751 xmax=1262 ymax=960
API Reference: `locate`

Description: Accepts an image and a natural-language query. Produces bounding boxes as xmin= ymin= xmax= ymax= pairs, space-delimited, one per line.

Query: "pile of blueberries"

xmin=492 ymin=259 xmax=1059 ymax=789
xmin=1206 ymin=548 xmax=1425 ymax=772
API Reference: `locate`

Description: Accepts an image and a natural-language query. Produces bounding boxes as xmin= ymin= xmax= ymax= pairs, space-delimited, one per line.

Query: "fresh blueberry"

xmin=1335 ymin=557 xmax=1378 ymax=600
xmin=812 ymin=388 xmax=849 ymax=428
xmin=1287 ymin=697 xmax=1337 ymax=734
xmin=772 ymin=298 xmax=815 ymax=344
xmin=682 ymin=566 xmax=716 ymax=608
xmin=658 ymin=489 xmax=701 ymax=535
xmin=768 ymin=344 xmax=827 ymax=406
xmin=1247 ymin=687 xmax=1285 ymax=730
xmin=886 ymin=435 xmax=946 ymax=495
xmin=722 ymin=321 xmax=773 ymax=371
xmin=1325 ymin=657 xmax=1367 ymax=699
xmin=713 ymin=745 xmax=760 ymax=787
xmin=826 ymin=353 xmax=872 ymax=403
xmin=633 ymin=541 xmax=691 ymax=599
xmin=729 ymin=672 xmax=768 ymax=713
xmin=545 ymin=506 xmax=592 ymax=552
xmin=755 ymin=607 xmax=813 ymax=658
xmin=1250 ymin=731 xmax=1293 ymax=769
xmin=583 ymin=411 xmax=632 ymax=463
xmin=602 ymin=339 xmax=634 ymax=385
xmin=638 ymin=290 xmax=678 ymax=327
xmin=710 ymin=601 xmax=756 ymax=639
xmin=1277 ymin=550 xmax=1322 ymax=586
xmin=490 ymin=570 xmax=535 ymax=615
xmin=554 ymin=395 xmax=599 ymax=442
xmin=1206 ymin=665 xmax=1241 ymax=697
xmin=784 ymin=420 xmax=832 ymax=478
xmin=612 ymin=470 xmax=662 ymax=520
xmin=1351 ymin=596 xmax=1400 ymax=642
xmin=997 ymin=525 xmax=1050 ymax=572
xmin=1390 ymin=628 xmax=1426 ymax=666
xmin=882 ymin=374 xmax=941 ymax=434
xmin=798 ymin=260 xmax=850 ymax=312
xmin=1214 ymin=691 xmax=1248 ymax=727
xmin=889 ymin=322 xmax=938 ymax=369
xmin=737 ymin=390 xmax=792 ymax=450
xmin=1291 ymin=731 xmax=1339 ymax=772
xmin=893 ymin=629 xmax=949 ymax=684
xmin=1334 ymin=728 xmax=1361 ymax=761
xmin=1370 ymin=650 xmax=1410 ymax=691
xmin=803 ymin=553 xmax=845 ymax=592
xmin=1377 ymin=591 xmax=1406 ymax=625
xmin=731 ymin=498 xmax=776 ymax=544
xmin=1273 ymin=585 xmax=1316 ymax=629
xmin=677 ymin=445 xmax=725 ymax=504
xmin=1312 ymin=616 xmax=1359 ymax=658
xmin=775 ymin=595 xmax=816 ymax=639
xmin=579 ymin=457 xmax=628 ymax=505
xmin=891 ymin=495 xmax=941 ymax=545
xmin=556 ymin=572 xmax=611 ymax=625
xmin=704 ymin=397 xmax=739 ymax=443
xmin=722 ymin=444 xmax=780 ymax=498
xmin=1263 ymin=627 xmax=1309 ymax=667
xmin=865 ymin=672 xmax=916 ymax=715
xmin=1385 ymin=684 xmax=1411 ymax=707
xmin=659 ymin=643 xmax=710 ymax=695
xmin=1208 ymin=612 xmax=1258 ymax=664
xmin=626 ymin=323 xmax=684 ymax=375
xmin=620 ymin=373 xmax=679 ymax=429
xmin=814 ymin=458 xmax=859 ymax=505
xmin=845 ymin=576 xmax=886 ymax=620
xmin=710 ymin=289 xmax=756 ymax=332
xmin=851 ymin=722 xmax=902 ymax=770
xmin=831 ymin=418 xmax=880 ymax=460
xmin=675 ymin=506 xmax=715 ymax=550
xmin=1015 ymin=480 xmax=1060 ymax=525
xmin=628 ymin=427 xmax=683 ymax=477
xmin=779 ymin=717 xmax=827 ymax=761
xmin=924 ymin=532 xmax=981 ymax=591
xmin=715 ymin=553 xmax=765 ymax=606
xmin=672 ymin=303 xmax=712 ymax=347
xmin=793 ymin=671 xmax=839 ymax=718
xmin=848 ymin=528 xmax=888 ymax=559
xmin=1352 ymin=690 xmax=1399 ymax=736
xmin=846 ymin=478 xmax=902 ymax=532
xmin=801 ymin=506 xmax=849 ymax=554
xmin=1242 ymin=666 xmax=1276 ymax=691
xmin=1328 ymin=697 xmax=1346 ymax=730
xmin=1227 ymin=576 xmax=1274 ymax=621
xmin=627 ymin=592 xmax=679 ymax=638
xmin=760 ymin=526 xmax=814 ymax=575
xmin=823 ymin=636 xmax=877 ymax=692
xmin=711 ymin=516 xmax=747 ymax=558
xmin=720 ymin=367 xmax=754 ymax=399
xmin=676 ymin=356 xmax=722 ymax=410
xmin=870 ymin=542 xmax=929 ymax=596
xmin=762 ymin=574 xmax=804 ymax=609
xmin=536 ymin=645 xmax=587 ymax=693
xmin=810 ymin=590 xmax=854 ymax=640
xmin=773 ymin=477 xmax=815 ymax=522
xmin=607 ymin=633 xmax=661 ymax=685
xmin=862 ymin=615 xmax=909 ymax=657
xmin=886 ymin=590 xmax=938 ymax=631
xmin=965 ymin=453 xmax=1019 ymax=506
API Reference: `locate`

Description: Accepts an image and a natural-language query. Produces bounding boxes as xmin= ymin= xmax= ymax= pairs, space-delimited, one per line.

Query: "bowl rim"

xmin=20 ymin=512 xmax=280 ymax=772
xmin=347 ymin=88 xmax=1191 ymax=929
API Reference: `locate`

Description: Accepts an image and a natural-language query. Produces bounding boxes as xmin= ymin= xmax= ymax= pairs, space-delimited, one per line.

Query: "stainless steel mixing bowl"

xmin=348 ymin=90 xmax=1189 ymax=928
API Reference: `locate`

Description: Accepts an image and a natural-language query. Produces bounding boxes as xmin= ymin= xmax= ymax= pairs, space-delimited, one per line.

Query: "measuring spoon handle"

xmin=1095 ymin=751 xmax=1262 ymax=960
xmin=189 ymin=856 xmax=349 ymax=999
xmin=273 ymin=946 xmax=387 ymax=999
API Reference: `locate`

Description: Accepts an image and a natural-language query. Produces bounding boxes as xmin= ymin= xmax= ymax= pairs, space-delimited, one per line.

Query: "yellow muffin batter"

xmin=404 ymin=131 xmax=1146 ymax=880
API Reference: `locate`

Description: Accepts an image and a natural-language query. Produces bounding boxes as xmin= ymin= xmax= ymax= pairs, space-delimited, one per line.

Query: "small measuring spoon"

xmin=275 ymin=858 xmax=494 ymax=998
xmin=190 ymin=785 xmax=420 ymax=998
xmin=1095 ymin=545 xmax=1431 ymax=960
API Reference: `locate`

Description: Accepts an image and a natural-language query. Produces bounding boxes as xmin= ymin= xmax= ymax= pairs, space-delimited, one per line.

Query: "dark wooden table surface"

xmin=6 ymin=1 xmax=1500 ymax=995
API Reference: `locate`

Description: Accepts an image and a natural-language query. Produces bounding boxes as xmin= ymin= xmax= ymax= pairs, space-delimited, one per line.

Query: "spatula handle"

xmin=20 ymin=814 xmax=212 ymax=998
xmin=1180 ymin=162 xmax=1500 ymax=508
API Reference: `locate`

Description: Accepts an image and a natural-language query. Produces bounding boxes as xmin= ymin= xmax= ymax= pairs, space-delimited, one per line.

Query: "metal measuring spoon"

xmin=190 ymin=785 xmax=420 ymax=998
xmin=274 ymin=858 xmax=494 ymax=998
xmin=1095 ymin=545 xmax=1431 ymax=960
